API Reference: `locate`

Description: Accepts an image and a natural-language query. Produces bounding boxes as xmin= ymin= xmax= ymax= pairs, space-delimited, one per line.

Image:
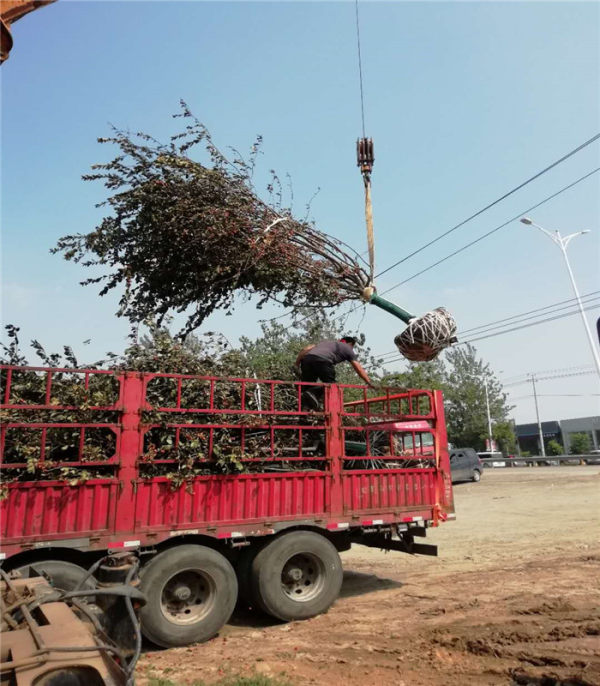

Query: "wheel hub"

xmin=171 ymin=584 xmax=192 ymax=601
xmin=281 ymin=553 xmax=325 ymax=602
xmin=284 ymin=567 xmax=303 ymax=583
xmin=160 ymin=570 xmax=215 ymax=625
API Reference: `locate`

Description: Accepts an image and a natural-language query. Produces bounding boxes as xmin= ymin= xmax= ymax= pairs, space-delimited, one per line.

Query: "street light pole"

xmin=483 ymin=377 xmax=493 ymax=452
xmin=520 ymin=217 xmax=600 ymax=378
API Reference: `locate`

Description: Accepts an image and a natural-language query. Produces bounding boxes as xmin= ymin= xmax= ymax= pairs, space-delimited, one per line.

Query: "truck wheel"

xmin=472 ymin=470 xmax=481 ymax=482
xmin=15 ymin=560 xmax=95 ymax=593
xmin=250 ymin=531 xmax=342 ymax=621
xmin=139 ymin=544 xmax=237 ymax=647
xmin=236 ymin=542 xmax=265 ymax=607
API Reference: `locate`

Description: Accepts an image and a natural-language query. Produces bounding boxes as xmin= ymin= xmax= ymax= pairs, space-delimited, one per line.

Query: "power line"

xmin=379 ymin=167 xmax=600 ymax=296
xmin=503 ymin=369 xmax=598 ymax=387
xmin=459 ymin=291 xmax=600 ymax=336
xmin=458 ymin=295 xmax=600 ymax=338
xmin=373 ymin=292 xmax=600 ymax=359
xmin=460 ymin=303 xmax=600 ymax=346
xmin=376 ymin=135 xmax=600 ymax=279
xmin=380 ymin=302 xmax=600 ymax=365
xmin=510 ymin=393 xmax=598 ymax=400
xmin=501 ymin=364 xmax=596 ymax=383
xmin=331 ymin=167 xmax=600 ymax=325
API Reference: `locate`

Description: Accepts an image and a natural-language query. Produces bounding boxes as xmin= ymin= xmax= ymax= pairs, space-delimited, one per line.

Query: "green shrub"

xmin=546 ymin=439 xmax=564 ymax=456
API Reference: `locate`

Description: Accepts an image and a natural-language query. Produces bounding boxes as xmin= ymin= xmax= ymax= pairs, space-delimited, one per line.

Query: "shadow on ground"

xmin=339 ymin=570 xmax=403 ymax=598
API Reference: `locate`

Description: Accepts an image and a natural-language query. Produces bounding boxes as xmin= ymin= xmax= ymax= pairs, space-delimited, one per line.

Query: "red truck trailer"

xmin=0 ymin=364 xmax=454 ymax=647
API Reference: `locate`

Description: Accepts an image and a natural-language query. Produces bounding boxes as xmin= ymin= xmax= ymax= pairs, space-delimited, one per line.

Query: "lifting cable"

xmin=354 ymin=0 xmax=376 ymax=285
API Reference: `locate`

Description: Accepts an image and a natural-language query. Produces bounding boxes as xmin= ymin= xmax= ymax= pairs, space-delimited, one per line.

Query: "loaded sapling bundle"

xmin=54 ymin=103 xmax=370 ymax=337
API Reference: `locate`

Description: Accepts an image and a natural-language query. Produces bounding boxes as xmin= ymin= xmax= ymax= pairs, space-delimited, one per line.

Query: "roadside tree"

xmin=569 ymin=433 xmax=591 ymax=455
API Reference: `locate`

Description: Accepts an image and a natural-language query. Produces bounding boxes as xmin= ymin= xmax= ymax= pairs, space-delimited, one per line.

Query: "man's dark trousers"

xmin=300 ymin=359 xmax=336 ymax=408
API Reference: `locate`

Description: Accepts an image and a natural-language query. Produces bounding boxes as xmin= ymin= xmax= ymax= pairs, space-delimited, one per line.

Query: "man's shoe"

xmin=302 ymin=389 xmax=320 ymax=410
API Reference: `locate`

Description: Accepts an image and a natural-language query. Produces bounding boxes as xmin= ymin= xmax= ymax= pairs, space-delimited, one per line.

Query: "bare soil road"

xmin=138 ymin=466 xmax=600 ymax=686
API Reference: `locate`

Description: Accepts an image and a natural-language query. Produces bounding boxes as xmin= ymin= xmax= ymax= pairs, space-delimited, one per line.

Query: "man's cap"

xmin=340 ymin=335 xmax=357 ymax=345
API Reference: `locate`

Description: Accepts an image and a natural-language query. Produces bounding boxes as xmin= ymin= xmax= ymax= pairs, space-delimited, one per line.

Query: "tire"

xmin=236 ymin=543 xmax=265 ymax=607
xmin=472 ymin=469 xmax=481 ymax=482
xmin=139 ymin=544 xmax=237 ymax=648
xmin=250 ymin=531 xmax=342 ymax=622
xmin=15 ymin=560 xmax=95 ymax=593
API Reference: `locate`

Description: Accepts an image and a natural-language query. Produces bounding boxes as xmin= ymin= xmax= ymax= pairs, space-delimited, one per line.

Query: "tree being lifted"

xmin=54 ymin=103 xmax=370 ymax=337
xmin=55 ymin=103 xmax=456 ymax=361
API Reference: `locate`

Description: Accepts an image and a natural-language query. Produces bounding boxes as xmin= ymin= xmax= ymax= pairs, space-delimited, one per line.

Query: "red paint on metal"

xmin=0 ymin=365 xmax=454 ymax=559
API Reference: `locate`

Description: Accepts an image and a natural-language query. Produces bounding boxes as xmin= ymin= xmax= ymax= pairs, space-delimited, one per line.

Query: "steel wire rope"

xmin=355 ymin=0 xmax=367 ymax=138
xmin=376 ymin=135 xmax=600 ymax=279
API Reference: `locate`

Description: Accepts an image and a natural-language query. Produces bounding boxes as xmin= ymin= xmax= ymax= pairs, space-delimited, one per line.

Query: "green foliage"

xmin=1 ymin=316 xmax=511 ymax=488
xmin=546 ymin=439 xmax=564 ymax=456
xmin=53 ymin=103 xmax=368 ymax=338
xmin=235 ymin=310 xmax=383 ymax=385
xmin=569 ymin=432 xmax=592 ymax=455
xmin=1 ymin=312 xmax=383 ymax=492
xmin=493 ymin=421 xmax=517 ymax=455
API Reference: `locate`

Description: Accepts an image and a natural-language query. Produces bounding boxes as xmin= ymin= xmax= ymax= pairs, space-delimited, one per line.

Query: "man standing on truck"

xmin=295 ymin=336 xmax=376 ymax=408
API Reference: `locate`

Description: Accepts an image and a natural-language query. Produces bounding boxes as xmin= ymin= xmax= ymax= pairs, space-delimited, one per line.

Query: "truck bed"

xmin=0 ymin=365 xmax=454 ymax=559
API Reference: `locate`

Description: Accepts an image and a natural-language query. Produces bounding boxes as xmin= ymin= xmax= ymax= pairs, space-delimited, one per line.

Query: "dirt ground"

xmin=138 ymin=466 xmax=600 ymax=686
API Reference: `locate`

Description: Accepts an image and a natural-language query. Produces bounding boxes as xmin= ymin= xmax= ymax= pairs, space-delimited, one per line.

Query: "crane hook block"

xmin=356 ymin=138 xmax=374 ymax=175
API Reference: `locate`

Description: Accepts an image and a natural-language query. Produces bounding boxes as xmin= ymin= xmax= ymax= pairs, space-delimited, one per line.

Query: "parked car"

xmin=450 ymin=448 xmax=483 ymax=483
xmin=585 ymin=449 xmax=600 ymax=465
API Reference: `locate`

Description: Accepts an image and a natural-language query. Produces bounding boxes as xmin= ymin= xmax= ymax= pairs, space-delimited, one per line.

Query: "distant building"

xmin=516 ymin=421 xmax=561 ymax=455
xmin=515 ymin=416 xmax=599 ymax=455
xmin=560 ymin=416 xmax=600 ymax=453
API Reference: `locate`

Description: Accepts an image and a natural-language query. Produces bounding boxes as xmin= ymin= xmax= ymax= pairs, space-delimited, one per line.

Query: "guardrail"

xmin=479 ymin=454 xmax=600 ymax=468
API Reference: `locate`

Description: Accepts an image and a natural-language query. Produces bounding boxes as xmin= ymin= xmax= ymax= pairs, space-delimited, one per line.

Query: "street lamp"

xmin=520 ymin=217 xmax=600 ymax=377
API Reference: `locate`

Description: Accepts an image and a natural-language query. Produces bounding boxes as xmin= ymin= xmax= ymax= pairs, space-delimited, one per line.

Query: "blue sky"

xmin=2 ymin=0 xmax=599 ymax=424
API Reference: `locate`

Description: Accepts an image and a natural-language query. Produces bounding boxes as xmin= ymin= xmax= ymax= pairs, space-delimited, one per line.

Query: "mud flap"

xmin=355 ymin=532 xmax=438 ymax=557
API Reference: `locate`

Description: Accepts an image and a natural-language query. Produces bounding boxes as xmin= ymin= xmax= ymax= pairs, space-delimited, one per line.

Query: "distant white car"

xmin=477 ymin=451 xmax=505 ymax=467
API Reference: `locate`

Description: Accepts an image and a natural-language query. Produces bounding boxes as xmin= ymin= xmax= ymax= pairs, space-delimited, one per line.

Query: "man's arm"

xmin=350 ymin=360 xmax=376 ymax=388
xmin=295 ymin=344 xmax=315 ymax=369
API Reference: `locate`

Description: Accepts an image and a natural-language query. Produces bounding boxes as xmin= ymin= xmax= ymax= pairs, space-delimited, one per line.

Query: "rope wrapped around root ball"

xmin=394 ymin=307 xmax=457 ymax=362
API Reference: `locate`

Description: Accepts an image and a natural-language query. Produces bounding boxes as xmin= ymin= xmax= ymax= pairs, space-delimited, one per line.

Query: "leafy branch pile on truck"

xmin=1 ymin=322 xmax=383 ymax=493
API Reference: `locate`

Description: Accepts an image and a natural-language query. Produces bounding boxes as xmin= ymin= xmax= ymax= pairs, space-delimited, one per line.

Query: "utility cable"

xmin=380 ymin=302 xmax=600 ymax=364
xmin=458 ymin=290 xmax=600 ymax=336
xmin=460 ymin=302 xmax=600 ymax=346
xmin=379 ymin=167 xmax=600 ymax=296
xmin=376 ymin=135 xmax=600 ymax=279
xmin=511 ymin=393 xmax=600 ymax=398
xmin=459 ymin=295 xmax=600 ymax=338
xmin=330 ymin=167 xmax=600 ymax=325
xmin=503 ymin=369 xmax=598 ymax=386
xmin=501 ymin=363 xmax=595 ymax=383
xmin=373 ymin=291 xmax=600 ymax=359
